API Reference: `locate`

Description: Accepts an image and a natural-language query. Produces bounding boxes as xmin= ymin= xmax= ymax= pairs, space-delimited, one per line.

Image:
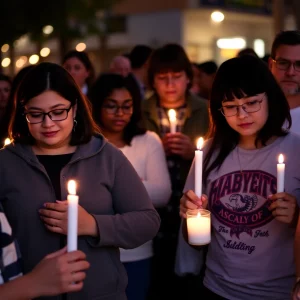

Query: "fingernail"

xmin=268 ymin=194 xmax=273 ymax=198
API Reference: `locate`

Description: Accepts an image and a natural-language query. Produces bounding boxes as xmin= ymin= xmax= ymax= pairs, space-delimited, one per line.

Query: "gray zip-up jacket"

xmin=0 ymin=135 xmax=160 ymax=300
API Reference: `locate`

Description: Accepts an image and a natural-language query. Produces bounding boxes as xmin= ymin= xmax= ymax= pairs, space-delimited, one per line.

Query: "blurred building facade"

xmin=2 ymin=0 xmax=298 ymax=75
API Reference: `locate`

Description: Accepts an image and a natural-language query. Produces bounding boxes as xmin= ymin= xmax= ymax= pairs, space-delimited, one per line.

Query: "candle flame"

xmin=4 ymin=138 xmax=11 ymax=146
xmin=278 ymin=154 xmax=284 ymax=164
xmin=168 ymin=109 xmax=176 ymax=121
xmin=197 ymin=137 xmax=204 ymax=150
xmin=68 ymin=180 xmax=77 ymax=195
xmin=196 ymin=211 xmax=201 ymax=218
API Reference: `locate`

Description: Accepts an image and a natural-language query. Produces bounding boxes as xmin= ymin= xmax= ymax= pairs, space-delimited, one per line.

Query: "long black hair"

xmin=203 ymin=55 xmax=291 ymax=184
xmin=88 ymin=73 xmax=146 ymax=145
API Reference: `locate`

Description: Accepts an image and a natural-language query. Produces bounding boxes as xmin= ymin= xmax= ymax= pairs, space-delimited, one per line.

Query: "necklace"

xmin=236 ymin=146 xmax=244 ymax=174
xmin=236 ymin=146 xmax=259 ymax=174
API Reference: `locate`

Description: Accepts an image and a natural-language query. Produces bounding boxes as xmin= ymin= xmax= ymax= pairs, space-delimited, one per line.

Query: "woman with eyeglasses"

xmin=178 ymin=55 xmax=300 ymax=299
xmin=88 ymin=73 xmax=171 ymax=300
xmin=0 ymin=63 xmax=160 ymax=300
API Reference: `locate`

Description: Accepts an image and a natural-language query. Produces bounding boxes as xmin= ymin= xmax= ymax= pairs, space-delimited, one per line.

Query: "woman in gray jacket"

xmin=0 ymin=62 xmax=160 ymax=300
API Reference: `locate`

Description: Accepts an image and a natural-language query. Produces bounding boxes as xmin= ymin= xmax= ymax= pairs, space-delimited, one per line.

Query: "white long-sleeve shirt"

xmin=120 ymin=131 xmax=172 ymax=262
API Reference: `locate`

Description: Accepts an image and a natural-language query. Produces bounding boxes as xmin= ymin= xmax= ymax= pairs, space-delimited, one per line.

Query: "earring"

xmin=73 ymin=119 xmax=78 ymax=132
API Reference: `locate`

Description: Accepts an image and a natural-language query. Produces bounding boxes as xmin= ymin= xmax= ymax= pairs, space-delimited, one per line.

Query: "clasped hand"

xmin=162 ymin=133 xmax=195 ymax=160
xmin=179 ymin=190 xmax=208 ymax=218
xmin=179 ymin=190 xmax=298 ymax=226
xmin=268 ymin=192 xmax=298 ymax=225
xmin=39 ymin=200 xmax=95 ymax=235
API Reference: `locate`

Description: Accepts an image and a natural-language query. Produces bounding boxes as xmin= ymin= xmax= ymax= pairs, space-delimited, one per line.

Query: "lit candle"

xmin=195 ymin=137 xmax=204 ymax=198
xmin=4 ymin=138 xmax=11 ymax=146
xmin=187 ymin=209 xmax=211 ymax=245
xmin=168 ymin=109 xmax=177 ymax=134
xmin=277 ymin=154 xmax=285 ymax=193
xmin=67 ymin=180 xmax=79 ymax=252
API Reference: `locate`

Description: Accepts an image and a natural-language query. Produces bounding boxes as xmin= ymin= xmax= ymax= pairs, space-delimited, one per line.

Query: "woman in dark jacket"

xmin=0 ymin=62 xmax=160 ymax=300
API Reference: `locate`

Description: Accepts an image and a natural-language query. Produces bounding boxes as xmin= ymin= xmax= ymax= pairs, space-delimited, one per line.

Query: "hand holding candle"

xmin=277 ymin=154 xmax=285 ymax=193
xmin=168 ymin=109 xmax=177 ymax=134
xmin=67 ymin=180 xmax=79 ymax=252
xmin=195 ymin=137 xmax=204 ymax=198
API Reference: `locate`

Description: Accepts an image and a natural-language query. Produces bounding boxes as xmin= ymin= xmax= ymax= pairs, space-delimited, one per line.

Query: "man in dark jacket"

xmin=143 ymin=43 xmax=209 ymax=299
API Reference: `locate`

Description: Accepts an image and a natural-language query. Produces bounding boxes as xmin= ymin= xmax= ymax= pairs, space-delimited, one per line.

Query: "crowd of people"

xmin=0 ymin=30 xmax=300 ymax=300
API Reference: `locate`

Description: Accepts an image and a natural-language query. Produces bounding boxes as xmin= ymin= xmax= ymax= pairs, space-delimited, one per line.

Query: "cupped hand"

xmin=163 ymin=133 xmax=195 ymax=160
xmin=268 ymin=193 xmax=298 ymax=225
xmin=179 ymin=190 xmax=208 ymax=218
xmin=29 ymin=247 xmax=90 ymax=296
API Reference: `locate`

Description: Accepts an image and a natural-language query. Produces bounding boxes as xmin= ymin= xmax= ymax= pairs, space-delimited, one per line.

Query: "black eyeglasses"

xmin=102 ymin=103 xmax=133 ymax=115
xmin=219 ymin=94 xmax=265 ymax=117
xmin=24 ymin=105 xmax=73 ymax=124
xmin=272 ymin=58 xmax=300 ymax=72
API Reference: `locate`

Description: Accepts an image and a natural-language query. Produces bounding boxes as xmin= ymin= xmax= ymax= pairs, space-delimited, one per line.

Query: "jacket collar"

xmin=4 ymin=134 xmax=107 ymax=167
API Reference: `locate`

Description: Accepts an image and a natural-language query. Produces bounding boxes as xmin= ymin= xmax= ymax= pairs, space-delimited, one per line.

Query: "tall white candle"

xmin=195 ymin=137 xmax=204 ymax=198
xmin=187 ymin=210 xmax=211 ymax=245
xmin=168 ymin=109 xmax=177 ymax=134
xmin=67 ymin=180 xmax=79 ymax=252
xmin=277 ymin=154 xmax=285 ymax=193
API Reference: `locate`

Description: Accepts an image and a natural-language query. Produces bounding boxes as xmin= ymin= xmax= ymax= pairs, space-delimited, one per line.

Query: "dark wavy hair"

xmin=271 ymin=30 xmax=300 ymax=58
xmin=148 ymin=43 xmax=193 ymax=90
xmin=88 ymin=73 xmax=146 ymax=145
xmin=203 ymin=55 xmax=291 ymax=184
xmin=9 ymin=62 xmax=99 ymax=144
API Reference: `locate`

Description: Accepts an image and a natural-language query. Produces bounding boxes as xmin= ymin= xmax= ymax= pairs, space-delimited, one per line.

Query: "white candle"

xmin=195 ymin=137 xmax=204 ymax=198
xmin=187 ymin=210 xmax=211 ymax=245
xmin=4 ymin=138 xmax=11 ymax=146
xmin=67 ymin=180 xmax=79 ymax=252
xmin=168 ymin=109 xmax=177 ymax=134
xmin=277 ymin=154 xmax=285 ymax=193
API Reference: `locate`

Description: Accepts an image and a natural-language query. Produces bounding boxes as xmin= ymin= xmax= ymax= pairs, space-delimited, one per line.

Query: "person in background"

xmin=190 ymin=63 xmax=201 ymax=96
xmin=129 ymin=45 xmax=153 ymax=99
xmin=0 ymin=203 xmax=89 ymax=299
xmin=109 ymin=55 xmax=132 ymax=77
xmin=179 ymin=55 xmax=300 ymax=299
xmin=62 ymin=50 xmax=95 ymax=95
xmin=237 ymin=47 xmax=259 ymax=58
xmin=269 ymin=30 xmax=300 ymax=135
xmin=89 ymin=73 xmax=171 ymax=300
xmin=1 ymin=62 xmax=160 ymax=300
xmin=196 ymin=61 xmax=218 ymax=100
xmin=0 ymin=74 xmax=11 ymax=147
xmin=143 ymin=43 xmax=209 ymax=299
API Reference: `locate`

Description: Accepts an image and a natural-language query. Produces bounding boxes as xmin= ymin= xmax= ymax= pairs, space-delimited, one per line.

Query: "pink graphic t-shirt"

xmin=184 ymin=133 xmax=300 ymax=300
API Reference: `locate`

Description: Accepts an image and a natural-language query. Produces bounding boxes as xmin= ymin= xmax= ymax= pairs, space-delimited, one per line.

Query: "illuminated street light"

xmin=211 ymin=11 xmax=225 ymax=23
xmin=43 ymin=25 xmax=54 ymax=35
xmin=254 ymin=39 xmax=265 ymax=58
xmin=1 ymin=58 xmax=11 ymax=68
xmin=76 ymin=43 xmax=86 ymax=52
xmin=16 ymin=56 xmax=28 ymax=68
xmin=40 ymin=47 xmax=51 ymax=57
xmin=217 ymin=38 xmax=246 ymax=49
xmin=29 ymin=54 xmax=40 ymax=65
xmin=1 ymin=44 xmax=9 ymax=53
